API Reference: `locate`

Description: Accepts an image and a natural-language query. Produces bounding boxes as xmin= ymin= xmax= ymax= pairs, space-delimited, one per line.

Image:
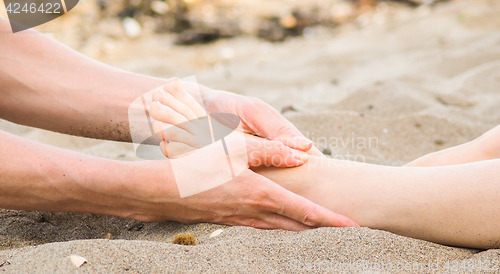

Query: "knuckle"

xmin=272 ymin=123 xmax=293 ymax=138
xmin=300 ymin=212 xmax=312 ymax=225
xmin=152 ymin=90 xmax=162 ymax=101
xmin=299 ymin=210 xmax=317 ymax=226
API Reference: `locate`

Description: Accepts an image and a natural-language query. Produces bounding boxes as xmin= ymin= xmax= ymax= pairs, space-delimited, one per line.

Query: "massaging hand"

xmin=137 ymin=160 xmax=359 ymax=230
xmin=159 ymin=78 xmax=323 ymax=156
xmin=144 ymin=80 xmax=359 ymax=230
xmin=149 ymin=78 xmax=308 ymax=164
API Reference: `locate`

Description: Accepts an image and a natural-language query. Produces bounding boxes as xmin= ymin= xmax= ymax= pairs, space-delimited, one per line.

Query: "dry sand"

xmin=1 ymin=0 xmax=500 ymax=273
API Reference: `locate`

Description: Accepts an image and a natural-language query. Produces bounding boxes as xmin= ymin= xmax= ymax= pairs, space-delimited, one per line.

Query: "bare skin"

xmin=254 ymin=155 xmax=500 ymax=249
xmin=405 ymin=125 xmax=500 ymax=167
xmin=152 ymin=86 xmax=500 ymax=249
xmin=0 ymin=128 xmax=358 ymax=231
xmin=0 ymin=19 xmax=321 ymax=154
xmin=0 ymin=18 xmax=347 ymax=230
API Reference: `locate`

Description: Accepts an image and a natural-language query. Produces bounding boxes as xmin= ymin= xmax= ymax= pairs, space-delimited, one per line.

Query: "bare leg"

xmin=406 ymin=125 xmax=500 ymax=167
xmin=252 ymin=158 xmax=500 ymax=249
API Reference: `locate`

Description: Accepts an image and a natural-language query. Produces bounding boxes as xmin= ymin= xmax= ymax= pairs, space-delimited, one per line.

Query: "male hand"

xmin=134 ymin=159 xmax=359 ymax=230
xmin=140 ymin=80 xmax=359 ymax=229
xmin=172 ymin=169 xmax=359 ymax=230
xmin=191 ymin=84 xmax=324 ymax=156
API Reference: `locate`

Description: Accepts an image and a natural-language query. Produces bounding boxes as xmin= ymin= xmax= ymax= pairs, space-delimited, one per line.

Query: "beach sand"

xmin=1 ymin=0 xmax=500 ymax=272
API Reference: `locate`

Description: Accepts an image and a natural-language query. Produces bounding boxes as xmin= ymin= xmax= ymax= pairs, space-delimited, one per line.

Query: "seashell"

xmin=210 ymin=229 xmax=224 ymax=238
xmin=69 ymin=255 xmax=87 ymax=268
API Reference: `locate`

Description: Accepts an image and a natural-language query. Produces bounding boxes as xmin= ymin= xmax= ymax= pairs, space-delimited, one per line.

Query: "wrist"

xmin=107 ymin=160 xmax=180 ymax=221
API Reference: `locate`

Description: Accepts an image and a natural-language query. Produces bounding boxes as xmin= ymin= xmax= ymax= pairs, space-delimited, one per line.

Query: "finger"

xmin=164 ymin=79 xmax=207 ymax=118
xmin=265 ymin=108 xmax=324 ymax=157
xmin=243 ymin=99 xmax=324 ymax=155
xmin=274 ymin=134 xmax=324 ymax=157
xmin=247 ymin=107 xmax=314 ymax=152
xmin=256 ymin=107 xmax=325 ymax=157
xmin=152 ymin=88 xmax=197 ymax=121
xmin=307 ymin=146 xmax=325 ymax=157
xmin=150 ymin=101 xmax=195 ymax=133
xmin=267 ymin=106 xmax=307 ymax=136
xmin=267 ymin=185 xmax=359 ymax=228
xmin=150 ymin=101 xmax=189 ymax=124
xmin=153 ymin=121 xmax=198 ymax=147
xmin=246 ymin=140 xmax=309 ymax=167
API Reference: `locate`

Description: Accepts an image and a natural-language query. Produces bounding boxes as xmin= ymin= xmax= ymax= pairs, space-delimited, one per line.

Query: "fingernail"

xmin=291 ymin=149 xmax=309 ymax=162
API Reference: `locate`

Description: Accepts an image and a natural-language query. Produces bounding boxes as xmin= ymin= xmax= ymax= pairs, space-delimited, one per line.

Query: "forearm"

xmin=0 ymin=129 xmax=178 ymax=219
xmin=254 ymin=158 xmax=500 ymax=249
xmin=0 ymin=18 xmax=167 ymax=141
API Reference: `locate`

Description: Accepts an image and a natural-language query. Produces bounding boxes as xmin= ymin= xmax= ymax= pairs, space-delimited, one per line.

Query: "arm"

xmin=0 ymin=129 xmax=356 ymax=230
xmin=254 ymin=157 xmax=500 ymax=249
xmin=0 ymin=18 xmax=345 ymax=229
xmin=0 ymin=18 xmax=166 ymax=141
xmin=0 ymin=129 xmax=162 ymax=218
xmin=0 ymin=18 xmax=320 ymax=155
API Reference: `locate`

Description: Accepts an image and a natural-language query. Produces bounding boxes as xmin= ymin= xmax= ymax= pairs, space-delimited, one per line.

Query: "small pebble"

xmin=281 ymin=105 xmax=298 ymax=114
xmin=435 ymin=139 xmax=445 ymax=145
xmin=280 ymin=15 xmax=297 ymax=28
xmin=150 ymin=1 xmax=169 ymax=15
xmin=123 ymin=17 xmax=142 ymax=38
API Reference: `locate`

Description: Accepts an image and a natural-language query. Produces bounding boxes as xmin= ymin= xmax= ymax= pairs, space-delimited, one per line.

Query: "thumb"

xmin=274 ymin=135 xmax=314 ymax=152
xmin=251 ymin=113 xmax=314 ymax=151
xmin=246 ymin=140 xmax=309 ymax=167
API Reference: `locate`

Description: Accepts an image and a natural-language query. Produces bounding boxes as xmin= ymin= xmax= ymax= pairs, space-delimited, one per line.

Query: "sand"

xmin=2 ymin=0 xmax=500 ymax=272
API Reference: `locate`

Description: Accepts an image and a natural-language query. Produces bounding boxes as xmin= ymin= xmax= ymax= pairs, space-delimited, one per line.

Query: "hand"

xmin=132 ymin=161 xmax=359 ymax=230
xmin=143 ymin=81 xmax=358 ymax=229
xmin=162 ymin=80 xmax=324 ymax=156
xmin=149 ymin=79 xmax=309 ymax=166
